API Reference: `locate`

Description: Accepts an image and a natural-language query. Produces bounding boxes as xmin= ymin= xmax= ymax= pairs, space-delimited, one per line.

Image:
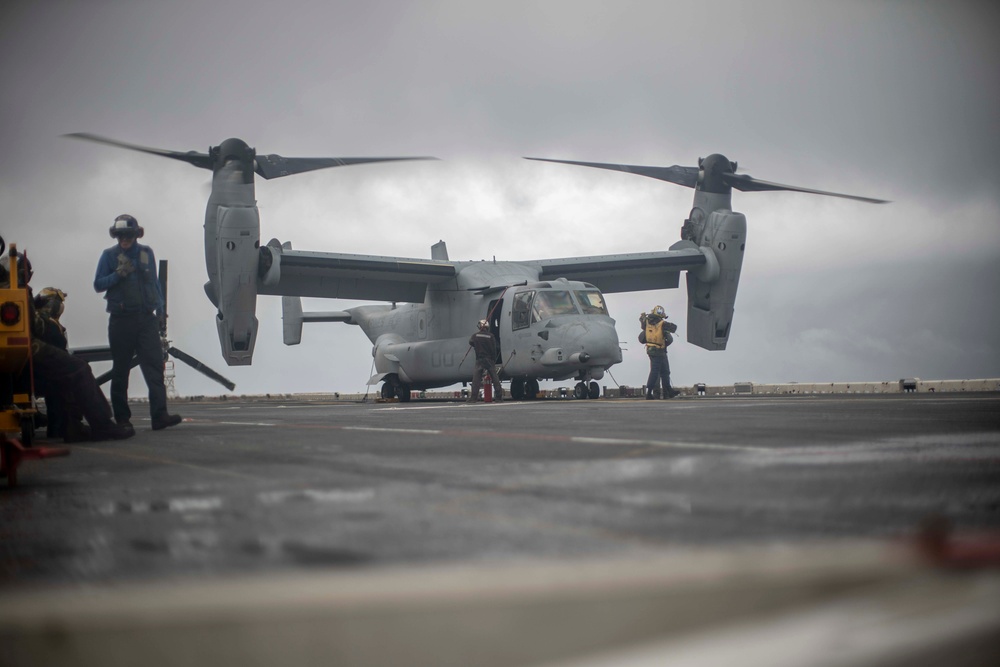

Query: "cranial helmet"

xmin=109 ymin=214 xmax=145 ymax=239
xmin=478 ymin=319 xmax=489 ymax=329
xmin=35 ymin=287 xmax=67 ymax=319
xmin=37 ymin=287 xmax=67 ymax=302
xmin=652 ymin=305 xmax=666 ymax=318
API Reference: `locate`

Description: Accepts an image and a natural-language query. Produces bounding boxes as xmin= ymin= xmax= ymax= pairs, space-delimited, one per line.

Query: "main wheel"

xmin=396 ymin=383 xmax=412 ymax=402
xmin=381 ymin=382 xmax=395 ymax=400
xmin=526 ymin=379 xmax=540 ymax=399
xmin=589 ymin=381 xmax=601 ymax=399
xmin=510 ymin=379 xmax=525 ymax=400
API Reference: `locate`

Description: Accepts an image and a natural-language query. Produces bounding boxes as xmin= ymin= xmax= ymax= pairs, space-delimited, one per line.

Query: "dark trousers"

xmin=109 ymin=312 xmax=167 ymax=423
xmin=31 ymin=340 xmax=115 ymax=431
xmin=646 ymin=351 xmax=671 ymax=396
xmin=470 ymin=357 xmax=502 ymax=399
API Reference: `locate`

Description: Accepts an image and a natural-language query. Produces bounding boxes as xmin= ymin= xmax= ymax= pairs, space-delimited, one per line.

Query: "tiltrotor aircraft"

xmin=66 ymin=134 xmax=885 ymax=400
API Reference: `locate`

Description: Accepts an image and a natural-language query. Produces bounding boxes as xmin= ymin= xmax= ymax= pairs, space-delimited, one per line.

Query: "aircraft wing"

xmin=527 ymin=242 xmax=708 ymax=293
xmin=258 ymin=248 xmax=457 ymax=302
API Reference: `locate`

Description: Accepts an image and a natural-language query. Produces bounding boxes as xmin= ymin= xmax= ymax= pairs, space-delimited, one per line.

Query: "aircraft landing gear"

xmin=574 ymin=380 xmax=602 ymax=399
xmin=510 ymin=379 xmax=525 ymax=401
xmin=510 ymin=378 xmax=540 ymax=400
xmin=525 ymin=378 xmax=540 ymax=400
xmin=589 ymin=381 xmax=601 ymax=399
xmin=510 ymin=378 xmax=539 ymax=401
xmin=380 ymin=375 xmax=412 ymax=402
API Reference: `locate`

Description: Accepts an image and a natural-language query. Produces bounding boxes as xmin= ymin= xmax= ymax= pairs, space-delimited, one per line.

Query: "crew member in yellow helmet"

xmin=639 ymin=305 xmax=679 ymax=399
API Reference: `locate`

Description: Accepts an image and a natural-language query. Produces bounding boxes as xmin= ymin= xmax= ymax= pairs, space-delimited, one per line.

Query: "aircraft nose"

xmin=587 ymin=320 xmax=623 ymax=364
xmin=562 ymin=319 xmax=621 ymax=366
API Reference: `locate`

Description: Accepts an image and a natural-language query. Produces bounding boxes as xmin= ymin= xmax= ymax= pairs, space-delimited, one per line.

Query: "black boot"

xmin=90 ymin=422 xmax=135 ymax=441
xmin=63 ymin=420 xmax=91 ymax=443
xmin=152 ymin=414 xmax=183 ymax=431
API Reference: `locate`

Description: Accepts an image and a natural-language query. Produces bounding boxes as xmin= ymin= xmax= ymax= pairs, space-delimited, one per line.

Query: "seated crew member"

xmin=1 ymin=253 xmax=133 ymax=442
xmin=33 ymin=287 xmax=71 ymax=438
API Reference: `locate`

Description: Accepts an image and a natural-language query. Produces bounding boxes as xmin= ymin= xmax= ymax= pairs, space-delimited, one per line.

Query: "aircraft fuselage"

xmin=347 ymin=262 xmax=622 ymax=392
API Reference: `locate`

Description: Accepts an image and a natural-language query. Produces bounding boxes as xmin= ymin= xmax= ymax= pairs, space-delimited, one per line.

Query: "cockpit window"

xmin=531 ymin=290 xmax=579 ymax=323
xmin=512 ymin=290 xmax=534 ymax=331
xmin=575 ymin=290 xmax=608 ymax=315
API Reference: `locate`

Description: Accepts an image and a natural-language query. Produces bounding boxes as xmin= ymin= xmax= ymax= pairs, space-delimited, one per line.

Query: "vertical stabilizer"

xmin=431 ymin=240 xmax=449 ymax=261
xmin=282 ymin=296 xmax=305 ymax=346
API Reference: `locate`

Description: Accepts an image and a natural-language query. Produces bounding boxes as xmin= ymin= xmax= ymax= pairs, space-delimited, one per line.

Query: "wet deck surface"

xmin=2 ymin=393 xmax=999 ymax=588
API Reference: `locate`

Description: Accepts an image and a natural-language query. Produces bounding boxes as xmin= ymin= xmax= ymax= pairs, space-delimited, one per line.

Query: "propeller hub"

xmin=211 ymin=138 xmax=256 ymax=182
xmin=698 ymin=153 xmax=735 ymax=195
xmin=213 ymin=138 xmax=254 ymax=165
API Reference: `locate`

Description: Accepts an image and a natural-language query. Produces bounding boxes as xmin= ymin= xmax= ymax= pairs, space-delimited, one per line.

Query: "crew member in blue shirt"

xmin=94 ymin=214 xmax=181 ymax=433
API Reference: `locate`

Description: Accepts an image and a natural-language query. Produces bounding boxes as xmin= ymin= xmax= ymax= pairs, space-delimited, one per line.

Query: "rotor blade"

xmin=254 ymin=155 xmax=438 ymax=180
xmin=71 ymin=345 xmax=113 ymax=363
xmin=723 ymin=173 xmax=889 ymax=204
xmin=94 ymin=355 xmax=140 ymax=386
xmin=168 ymin=347 xmax=236 ymax=391
xmin=159 ymin=259 xmax=168 ymax=322
xmin=524 ymin=157 xmax=700 ymax=189
xmin=64 ymin=133 xmax=214 ymax=170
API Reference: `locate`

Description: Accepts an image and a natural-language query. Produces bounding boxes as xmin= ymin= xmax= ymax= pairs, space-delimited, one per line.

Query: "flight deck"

xmin=2 ymin=392 xmax=999 ymax=666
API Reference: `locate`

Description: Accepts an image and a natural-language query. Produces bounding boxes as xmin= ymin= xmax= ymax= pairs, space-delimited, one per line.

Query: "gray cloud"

xmin=2 ymin=0 xmax=998 ymax=395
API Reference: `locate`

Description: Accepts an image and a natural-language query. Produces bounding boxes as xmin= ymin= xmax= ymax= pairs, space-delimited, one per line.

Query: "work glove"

xmin=116 ymin=253 xmax=136 ymax=278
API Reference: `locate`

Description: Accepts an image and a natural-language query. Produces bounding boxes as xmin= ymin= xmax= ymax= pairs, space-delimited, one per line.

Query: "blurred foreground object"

xmin=1 ymin=539 xmax=997 ymax=667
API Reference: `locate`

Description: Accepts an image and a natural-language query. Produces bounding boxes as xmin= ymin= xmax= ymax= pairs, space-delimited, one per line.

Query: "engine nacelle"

xmin=259 ymin=242 xmax=282 ymax=287
xmin=215 ymin=205 xmax=260 ymax=365
xmin=686 ymin=210 xmax=746 ymax=350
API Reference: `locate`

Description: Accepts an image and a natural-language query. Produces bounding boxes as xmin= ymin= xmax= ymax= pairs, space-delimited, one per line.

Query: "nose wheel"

xmin=574 ymin=381 xmax=601 ymax=399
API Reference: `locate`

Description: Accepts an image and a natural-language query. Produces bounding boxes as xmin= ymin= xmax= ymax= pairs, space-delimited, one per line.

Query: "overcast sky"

xmin=2 ymin=0 xmax=998 ymax=397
